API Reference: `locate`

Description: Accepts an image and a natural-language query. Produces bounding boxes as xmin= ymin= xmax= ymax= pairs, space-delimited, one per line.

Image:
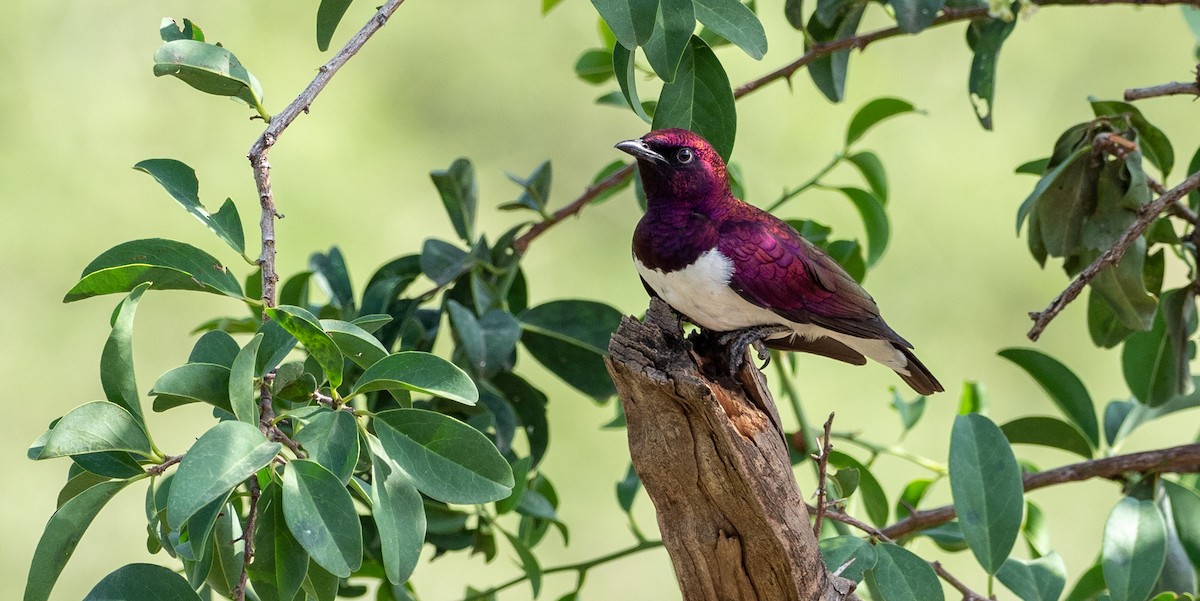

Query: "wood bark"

xmin=605 ymin=299 xmax=860 ymax=601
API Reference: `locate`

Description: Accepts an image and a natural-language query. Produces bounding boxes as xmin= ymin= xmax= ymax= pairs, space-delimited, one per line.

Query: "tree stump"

xmin=605 ymin=298 xmax=859 ymax=601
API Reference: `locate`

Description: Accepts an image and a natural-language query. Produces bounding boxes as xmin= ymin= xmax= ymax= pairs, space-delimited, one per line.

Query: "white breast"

xmin=634 ymin=249 xmax=783 ymax=332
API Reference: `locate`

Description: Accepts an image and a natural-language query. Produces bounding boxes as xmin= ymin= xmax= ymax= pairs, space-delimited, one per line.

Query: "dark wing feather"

xmin=717 ymin=206 xmax=912 ymax=348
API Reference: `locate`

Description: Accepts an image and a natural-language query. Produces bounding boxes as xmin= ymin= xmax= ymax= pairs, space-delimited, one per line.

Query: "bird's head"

xmin=615 ymin=129 xmax=729 ymax=204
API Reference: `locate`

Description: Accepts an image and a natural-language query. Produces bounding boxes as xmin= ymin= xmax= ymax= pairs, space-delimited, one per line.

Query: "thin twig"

xmin=808 ymin=503 xmax=893 ymax=542
xmin=931 ymin=561 xmax=988 ymax=601
xmin=231 ymin=477 xmax=261 ymax=601
xmin=812 ymin=413 xmax=835 ymax=538
xmin=462 ymin=540 xmax=664 ymax=601
xmin=881 ymin=442 xmax=1200 ymax=539
xmin=1124 ymin=81 xmax=1200 ymax=102
xmin=1027 ymin=170 xmax=1200 ymax=340
xmin=147 ymin=454 xmax=184 ymax=476
xmin=510 ymin=163 xmax=635 ymax=254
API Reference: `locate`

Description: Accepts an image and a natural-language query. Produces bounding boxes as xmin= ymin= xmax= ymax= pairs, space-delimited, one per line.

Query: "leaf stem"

xmin=831 ymin=430 xmax=948 ymax=475
xmin=767 ymin=152 xmax=843 ymax=213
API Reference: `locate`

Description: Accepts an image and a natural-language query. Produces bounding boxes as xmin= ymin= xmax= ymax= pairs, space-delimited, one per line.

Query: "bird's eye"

xmin=676 ymin=148 xmax=694 ymax=164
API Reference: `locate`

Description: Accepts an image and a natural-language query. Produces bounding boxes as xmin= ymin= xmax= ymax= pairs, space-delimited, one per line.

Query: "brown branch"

xmin=931 ymin=561 xmax=989 ymax=601
xmin=812 ymin=413 xmax=836 ymax=538
xmin=809 ymin=504 xmax=894 ymax=542
xmin=1027 ymin=170 xmax=1200 ymax=340
xmin=247 ymin=0 xmax=408 ymax=310
xmin=881 ymin=442 xmax=1200 ymax=540
xmin=147 ymin=454 xmax=184 ymax=476
xmin=231 ymin=477 xmax=261 ymax=601
xmin=1124 ymin=81 xmax=1200 ymax=102
xmin=511 ymin=163 xmax=635 ymax=255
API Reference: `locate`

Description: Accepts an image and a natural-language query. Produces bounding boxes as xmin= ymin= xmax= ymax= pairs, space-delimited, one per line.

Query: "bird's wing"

xmin=718 ymin=214 xmax=912 ymax=347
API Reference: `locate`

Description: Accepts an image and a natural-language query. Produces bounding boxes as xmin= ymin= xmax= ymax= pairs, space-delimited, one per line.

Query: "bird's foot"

xmin=718 ymin=325 xmax=791 ymax=375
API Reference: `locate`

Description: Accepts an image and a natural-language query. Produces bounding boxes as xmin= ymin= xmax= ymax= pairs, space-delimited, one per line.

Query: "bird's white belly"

xmin=635 ymin=249 xmax=783 ymax=332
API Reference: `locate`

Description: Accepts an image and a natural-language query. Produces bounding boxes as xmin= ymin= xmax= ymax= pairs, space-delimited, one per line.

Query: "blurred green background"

xmin=4 ymin=1 xmax=1199 ymax=599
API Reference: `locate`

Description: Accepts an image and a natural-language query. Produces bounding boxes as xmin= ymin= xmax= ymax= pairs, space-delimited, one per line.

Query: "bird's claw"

xmin=718 ymin=325 xmax=791 ymax=376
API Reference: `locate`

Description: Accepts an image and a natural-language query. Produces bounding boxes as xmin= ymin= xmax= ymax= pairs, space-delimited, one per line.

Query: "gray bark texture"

xmin=605 ymin=299 xmax=861 ymax=601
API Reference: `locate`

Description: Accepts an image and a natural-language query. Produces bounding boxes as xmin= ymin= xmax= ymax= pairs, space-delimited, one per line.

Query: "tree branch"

xmin=881 ymin=442 xmax=1200 ymax=540
xmin=1026 ymin=170 xmax=1200 ymax=340
xmin=931 ymin=561 xmax=988 ymax=601
xmin=238 ymin=3 xmax=408 ymax=599
xmin=1124 ymin=79 xmax=1200 ymax=102
xmin=812 ymin=413 xmax=836 ymax=538
xmin=511 ymin=163 xmax=635 ymax=255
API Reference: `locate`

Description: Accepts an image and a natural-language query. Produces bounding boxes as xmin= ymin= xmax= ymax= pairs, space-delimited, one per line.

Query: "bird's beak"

xmin=615 ymin=139 xmax=666 ymax=165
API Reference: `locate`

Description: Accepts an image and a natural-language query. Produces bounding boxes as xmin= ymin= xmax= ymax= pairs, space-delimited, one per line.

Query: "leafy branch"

xmin=881 ymin=442 xmax=1200 ymax=539
xmin=461 ymin=539 xmax=664 ymax=600
xmin=1027 ymin=168 xmax=1200 ymax=340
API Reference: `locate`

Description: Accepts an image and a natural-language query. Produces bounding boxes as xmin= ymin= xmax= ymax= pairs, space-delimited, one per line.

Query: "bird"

xmin=615 ymin=128 xmax=943 ymax=395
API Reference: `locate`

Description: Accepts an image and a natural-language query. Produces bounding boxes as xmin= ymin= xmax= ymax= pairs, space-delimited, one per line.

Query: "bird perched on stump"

xmin=615 ymin=128 xmax=943 ymax=395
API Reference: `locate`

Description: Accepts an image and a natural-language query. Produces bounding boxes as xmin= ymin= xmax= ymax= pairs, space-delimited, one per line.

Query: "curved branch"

xmin=1125 ymin=80 xmax=1200 ymax=101
xmin=511 ymin=164 xmax=635 ymax=254
xmin=1027 ymin=170 xmax=1200 ymax=340
xmin=881 ymin=442 xmax=1200 ymax=540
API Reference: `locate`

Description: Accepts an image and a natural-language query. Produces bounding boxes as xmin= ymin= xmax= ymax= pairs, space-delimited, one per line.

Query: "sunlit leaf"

xmin=64 ymin=239 xmax=243 ymax=302
xmin=134 ymin=159 xmax=245 ymax=256
xmin=950 ymin=413 xmax=1023 ymax=574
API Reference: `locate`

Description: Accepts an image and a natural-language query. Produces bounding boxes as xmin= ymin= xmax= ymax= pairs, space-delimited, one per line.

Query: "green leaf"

xmin=890 ymin=0 xmax=945 ymax=33
xmin=25 ymin=479 xmax=133 ymax=601
xmin=502 ymin=529 xmax=543 ymax=597
xmin=591 ymin=0 xmax=660 ymax=48
xmin=643 ymin=0 xmax=696 ymax=82
xmin=1102 ymin=497 xmax=1167 ymax=601
xmin=153 ymin=39 xmax=265 ymax=113
xmin=497 ymin=456 xmax=533 ymax=515
xmin=374 ymin=408 xmax=514 ymax=503
xmin=807 ymin=5 xmax=864 ymax=103
xmin=1089 ymin=286 xmax=1136 ymax=348
xmin=1000 ymin=416 xmax=1093 ymax=459
xmin=616 ymin=463 xmax=641 ymax=513
xmin=167 ymin=421 xmax=280 ymax=528
xmin=1064 ymin=563 xmax=1107 ymax=601
xmin=70 ymin=452 xmax=144 ymax=478
xmin=889 ymin=389 xmax=926 ymax=433
xmin=845 ymin=98 xmax=917 ymax=147
xmin=266 ymin=305 xmax=344 ymax=388
xmin=301 ymin=560 xmax=339 ymax=601
xmin=160 ymin=18 xmax=204 ymax=42
xmin=431 ymin=158 xmax=478 ymax=243
xmin=308 ymin=247 xmax=355 ymax=312
xmin=996 ymin=553 xmax=1067 ymax=601
xmin=835 ymin=187 xmax=888 ymax=266
xmin=35 ymin=401 xmax=152 ymax=460
xmin=847 ymin=151 xmax=888 ymax=202
xmin=1023 ymin=500 xmax=1052 ymax=557
xmin=613 ymin=44 xmax=653 ymax=124
xmin=317 ymin=0 xmax=354 ymax=51
xmin=283 ymin=460 xmax=363 ymax=578
xmin=82 ymin=563 xmax=201 ymax=601
xmin=1016 ymin=145 xmax=1090 ymax=236
xmin=575 ymin=48 xmax=616 ymax=83
xmin=420 ymin=239 xmax=471 ymax=286
xmin=150 ymin=363 xmax=232 ymax=413
xmin=1090 ymin=99 xmax=1175 ymax=178
xmin=693 ymin=0 xmax=767 ymax=59
xmin=958 ymin=380 xmax=987 ymax=415
xmin=1164 ymin=480 xmax=1200 ymax=570
xmin=366 ymin=438 xmax=425 ymax=585
xmin=321 ymin=319 xmax=388 ymax=369
xmin=133 ymin=159 xmax=246 ymax=256
xmin=64 ymin=239 xmax=244 ymax=302
xmin=1124 ymin=289 xmax=1195 ymax=407
xmin=520 ymin=299 xmax=623 ymax=401
xmin=351 ymin=351 xmax=478 ymax=405
xmin=949 ymin=413 xmax=1024 ymax=574
xmin=248 ymin=482 xmax=308 ymax=601
xmin=295 ymin=409 xmax=359 ymax=485
xmin=189 ymin=330 xmax=240 ymax=367
xmin=824 ymin=239 xmax=866 ymax=282
xmin=257 ymin=319 xmax=298 ymax=377
xmin=204 ymin=501 xmax=243 ymax=596
xmin=966 ymin=16 xmax=1016 ymax=129
xmin=819 ymin=535 xmax=877 ymax=582
xmin=828 ymin=450 xmax=888 ymax=526
xmin=651 ymin=36 xmax=737 ymax=162
xmin=998 ymin=348 xmax=1099 ymax=448
xmin=1016 ymin=157 xmax=1051 ymax=175
xmin=502 ymin=161 xmax=553 ymax=214
xmin=865 ymin=543 xmax=945 ymax=601
xmin=101 ymin=284 xmax=151 ymax=427
xmin=229 ymin=334 xmax=262 ymax=425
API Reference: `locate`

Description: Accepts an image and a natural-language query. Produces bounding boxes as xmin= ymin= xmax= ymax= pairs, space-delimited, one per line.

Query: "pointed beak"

xmin=615 ymin=139 xmax=666 ymax=165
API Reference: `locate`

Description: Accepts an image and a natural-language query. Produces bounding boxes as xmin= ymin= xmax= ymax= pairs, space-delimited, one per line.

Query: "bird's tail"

xmin=894 ymin=344 xmax=944 ymax=396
